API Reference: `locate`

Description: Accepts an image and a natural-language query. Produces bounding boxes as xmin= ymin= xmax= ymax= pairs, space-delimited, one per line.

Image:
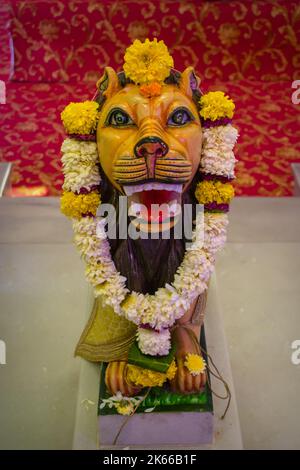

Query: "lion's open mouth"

xmin=124 ymin=182 xmax=182 ymax=225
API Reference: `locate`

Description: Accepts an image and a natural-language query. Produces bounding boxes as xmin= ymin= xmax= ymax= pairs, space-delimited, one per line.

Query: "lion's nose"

xmin=134 ymin=137 xmax=169 ymax=158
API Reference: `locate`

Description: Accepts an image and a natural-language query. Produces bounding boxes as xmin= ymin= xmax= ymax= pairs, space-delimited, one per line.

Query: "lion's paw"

xmin=105 ymin=361 xmax=142 ymax=397
xmin=170 ymin=325 xmax=207 ymax=394
xmin=170 ymin=356 xmax=206 ymax=394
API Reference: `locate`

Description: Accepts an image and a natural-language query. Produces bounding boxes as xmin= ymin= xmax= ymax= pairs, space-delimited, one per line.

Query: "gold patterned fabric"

xmin=7 ymin=0 xmax=300 ymax=83
xmin=1 ymin=79 xmax=299 ymax=196
xmin=0 ymin=0 xmax=300 ymax=196
xmin=75 ymin=296 xmax=137 ymax=362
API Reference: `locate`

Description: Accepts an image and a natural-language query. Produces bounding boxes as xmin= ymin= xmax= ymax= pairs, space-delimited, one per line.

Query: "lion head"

xmin=96 ymin=66 xmax=202 ymax=232
xmin=60 ymin=41 xmax=237 ymax=300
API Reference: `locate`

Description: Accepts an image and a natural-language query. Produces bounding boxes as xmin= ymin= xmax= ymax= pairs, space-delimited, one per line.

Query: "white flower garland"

xmin=71 ymin=209 xmax=228 ymax=355
xmin=61 ymin=122 xmax=236 ymax=356
xmin=200 ymin=125 xmax=238 ymax=178
xmin=61 ymin=138 xmax=101 ymax=193
xmin=203 ymin=212 xmax=229 ymax=255
xmin=137 ymin=328 xmax=171 ymax=356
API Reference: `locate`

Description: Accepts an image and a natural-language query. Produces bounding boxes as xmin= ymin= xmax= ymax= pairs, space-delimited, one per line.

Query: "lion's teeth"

xmin=128 ymin=200 xmax=181 ymax=218
xmin=124 ymin=183 xmax=182 ymax=196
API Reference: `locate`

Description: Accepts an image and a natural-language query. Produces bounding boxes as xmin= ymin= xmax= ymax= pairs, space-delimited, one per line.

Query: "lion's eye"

xmin=107 ymin=109 xmax=134 ymax=127
xmin=167 ymin=108 xmax=194 ymax=126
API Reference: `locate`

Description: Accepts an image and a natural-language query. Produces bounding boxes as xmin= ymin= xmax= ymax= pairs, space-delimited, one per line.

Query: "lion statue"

xmin=60 ymin=39 xmax=237 ymax=401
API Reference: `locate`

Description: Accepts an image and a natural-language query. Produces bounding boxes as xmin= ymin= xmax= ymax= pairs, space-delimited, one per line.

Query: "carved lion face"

xmin=97 ymin=67 xmax=202 ymax=230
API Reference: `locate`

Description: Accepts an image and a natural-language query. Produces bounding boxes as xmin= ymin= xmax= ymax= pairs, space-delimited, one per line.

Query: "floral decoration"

xmin=61 ymin=138 xmax=100 ymax=193
xmin=61 ymin=101 xmax=99 ymax=135
xmin=60 ymin=190 xmax=100 ymax=219
xmin=123 ymin=38 xmax=174 ymax=85
xmin=139 ymin=81 xmax=162 ymax=97
xmin=199 ymin=91 xmax=235 ymax=122
xmin=137 ymin=327 xmax=171 ymax=356
xmin=66 ymin=201 xmax=228 ymax=356
xmin=59 ymin=39 xmax=238 ymax=357
xmin=99 ymin=391 xmax=144 ymax=416
xmin=195 ymin=180 xmax=235 ymax=206
xmin=115 ymin=401 xmax=134 ymax=416
xmin=127 ymin=360 xmax=177 ymax=388
xmin=203 ymin=212 xmax=229 ymax=255
xmin=184 ymin=353 xmax=206 ymax=376
xmin=200 ymin=125 xmax=238 ymax=178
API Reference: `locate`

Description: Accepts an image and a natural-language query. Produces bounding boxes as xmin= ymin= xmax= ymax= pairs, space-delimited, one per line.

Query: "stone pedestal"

xmin=99 ymin=411 xmax=214 ymax=446
xmin=98 ymin=329 xmax=214 ymax=447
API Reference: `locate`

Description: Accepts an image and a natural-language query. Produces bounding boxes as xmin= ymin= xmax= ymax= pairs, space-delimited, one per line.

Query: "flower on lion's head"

xmin=123 ymin=38 xmax=174 ymax=85
xmin=139 ymin=81 xmax=162 ymax=98
xmin=184 ymin=353 xmax=206 ymax=376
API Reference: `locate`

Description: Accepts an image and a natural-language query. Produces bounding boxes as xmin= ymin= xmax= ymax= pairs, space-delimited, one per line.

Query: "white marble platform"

xmin=0 ymin=197 xmax=300 ymax=449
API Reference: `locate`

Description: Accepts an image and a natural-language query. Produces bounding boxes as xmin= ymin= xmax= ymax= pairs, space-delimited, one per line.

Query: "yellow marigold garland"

xmin=123 ymin=38 xmax=174 ymax=85
xmin=60 ymin=191 xmax=100 ymax=219
xmin=61 ymin=101 xmax=99 ymax=135
xmin=184 ymin=353 xmax=206 ymax=376
xmin=127 ymin=360 xmax=177 ymax=388
xmin=199 ymin=91 xmax=235 ymax=121
xmin=195 ymin=180 xmax=234 ymax=205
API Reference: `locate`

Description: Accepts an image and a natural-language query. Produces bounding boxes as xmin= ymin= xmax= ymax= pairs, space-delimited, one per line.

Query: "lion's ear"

xmin=96 ymin=67 xmax=120 ymax=99
xmin=180 ymin=67 xmax=201 ymax=97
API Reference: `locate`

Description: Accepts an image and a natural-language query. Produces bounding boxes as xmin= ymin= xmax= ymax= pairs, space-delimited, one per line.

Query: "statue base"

xmin=72 ymin=274 xmax=243 ymax=450
xmin=98 ymin=327 xmax=213 ymax=446
xmin=99 ymin=410 xmax=213 ymax=446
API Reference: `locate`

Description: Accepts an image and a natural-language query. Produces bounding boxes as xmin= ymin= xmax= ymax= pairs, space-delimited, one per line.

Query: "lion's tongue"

xmin=137 ymin=190 xmax=177 ymax=223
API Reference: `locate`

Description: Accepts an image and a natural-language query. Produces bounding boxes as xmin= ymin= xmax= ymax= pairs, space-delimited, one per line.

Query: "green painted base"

xmin=98 ymin=327 xmax=213 ymax=416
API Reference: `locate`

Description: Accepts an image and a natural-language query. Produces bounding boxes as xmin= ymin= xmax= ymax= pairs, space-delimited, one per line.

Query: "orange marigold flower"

xmin=139 ymin=82 xmax=162 ymax=98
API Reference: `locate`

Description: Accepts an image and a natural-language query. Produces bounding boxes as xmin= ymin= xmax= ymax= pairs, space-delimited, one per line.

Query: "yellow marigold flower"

xmin=139 ymin=81 xmax=162 ymax=97
xmin=127 ymin=360 xmax=177 ymax=388
xmin=123 ymin=38 xmax=174 ymax=85
xmin=199 ymin=91 xmax=235 ymax=121
xmin=184 ymin=353 xmax=206 ymax=376
xmin=195 ymin=180 xmax=234 ymax=205
xmin=115 ymin=401 xmax=134 ymax=416
xmin=60 ymin=191 xmax=100 ymax=219
xmin=61 ymin=101 xmax=99 ymax=135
